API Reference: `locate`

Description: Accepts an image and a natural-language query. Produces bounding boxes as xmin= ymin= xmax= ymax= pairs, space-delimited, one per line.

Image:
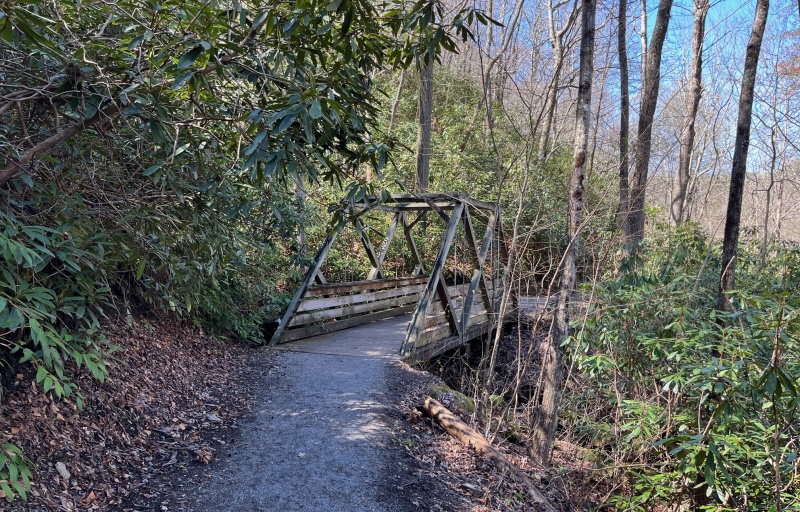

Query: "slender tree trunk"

xmin=640 ymin=0 xmax=648 ymax=76
xmin=618 ymin=0 xmax=630 ymax=227
xmin=671 ymin=0 xmax=709 ymax=224
xmin=539 ymin=0 xmax=579 ymax=163
xmin=623 ymin=0 xmax=674 ymax=257
xmin=530 ymin=0 xmax=596 ymax=466
xmin=416 ymin=61 xmax=433 ymax=191
xmin=717 ymin=0 xmax=769 ymax=311
xmin=759 ymin=126 xmax=777 ymax=273
xmin=776 ymin=177 xmax=784 ymax=244
xmin=387 ymin=70 xmax=405 ymax=137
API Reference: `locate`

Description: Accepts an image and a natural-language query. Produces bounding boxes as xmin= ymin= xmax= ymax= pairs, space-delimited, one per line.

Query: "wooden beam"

xmin=433 ymin=204 xmax=464 ymax=337
xmin=402 ymin=202 xmax=465 ymax=356
xmin=405 ymin=211 xmax=427 ymax=232
xmin=463 ymin=197 xmax=498 ymax=211
xmin=269 ymin=225 xmax=341 ymax=345
xmin=281 ymin=304 xmax=416 ymax=342
xmin=461 ymin=207 xmax=496 ymax=331
xmin=355 ymin=218 xmax=384 ymax=280
xmin=315 ymin=272 xmax=328 ymax=285
xmin=297 ymin=282 xmax=426 ymax=313
xmin=290 ymin=293 xmax=420 ymax=327
xmin=404 ymin=321 xmax=493 ymax=361
xmin=401 ymin=212 xmax=426 ymax=276
xmin=420 ymin=196 xmax=451 ymax=222
xmin=367 ymin=213 xmax=400 ymax=280
xmin=352 ymin=202 xmax=457 ymax=212
xmin=305 ymin=276 xmax=428 ymax=297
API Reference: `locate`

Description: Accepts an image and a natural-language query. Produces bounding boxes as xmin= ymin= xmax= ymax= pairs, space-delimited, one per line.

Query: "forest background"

xmin=1 ymin=0 xmax=800 ymax=509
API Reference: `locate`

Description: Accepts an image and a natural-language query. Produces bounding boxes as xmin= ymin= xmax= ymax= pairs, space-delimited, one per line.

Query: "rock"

xmin=55 ymin=462 xmax=70 ymax=480
xmin=207 ymin=413 xmax=222 ymax=423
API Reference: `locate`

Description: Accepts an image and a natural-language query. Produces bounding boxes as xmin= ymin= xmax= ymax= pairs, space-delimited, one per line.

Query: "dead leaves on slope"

xmin=0 ymin=318 xmax=261 ymax=511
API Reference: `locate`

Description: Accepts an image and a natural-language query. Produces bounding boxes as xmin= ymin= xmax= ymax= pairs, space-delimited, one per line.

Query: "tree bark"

xmin=717 ymin=0 xmax=769 ymax=311
xmin=530 ymin=0 xmax=596 ymax=467
xmin=618 ymin=0 xmax=630 ymax=228
xmin=416 ymin=61 xmax=433 ymax=192
xmin=623 ymin=0 xmax=674 ymax=257
xmin=671 ymin=0 xmax=709 ymax=224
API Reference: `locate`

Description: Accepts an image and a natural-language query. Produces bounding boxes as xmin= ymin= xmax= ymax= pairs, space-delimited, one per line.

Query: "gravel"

xmin=171 ymin=349 xmax=468 ymax=511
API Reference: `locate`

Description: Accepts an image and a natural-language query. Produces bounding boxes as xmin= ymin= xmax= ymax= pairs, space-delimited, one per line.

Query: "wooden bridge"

xmin=269 ymin=193 xmax=515 ymax=361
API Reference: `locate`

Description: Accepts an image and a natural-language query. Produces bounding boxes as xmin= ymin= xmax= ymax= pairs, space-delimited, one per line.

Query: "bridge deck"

xmin=274 ymin=314 xmax=411 ymax=360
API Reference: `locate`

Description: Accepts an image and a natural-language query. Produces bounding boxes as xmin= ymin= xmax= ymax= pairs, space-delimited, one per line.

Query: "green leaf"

xmin=0 ymin=482 xmax=14 ymax=502
xmin=143 ymin=165 xmax=162 ymax=176
xmin=277 ymin=113 xmax=298 ymax=133
xmin=135 ymin=258 xmax=146 ymax=280
xmin=176 ymin=45 xmax=204 ymax=69
xmin=309 ymin=100 xmax=323 ymax=119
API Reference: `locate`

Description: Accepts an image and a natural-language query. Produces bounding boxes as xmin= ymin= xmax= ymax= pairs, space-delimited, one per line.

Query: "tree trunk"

xmin=717 ymin=0 xmax=769 ymax=311
xmin=758 ymin=126 xmax=777 ymax=273
xmin=416 ymin=61 xmax=433 ymax=191
xmin=623 ymin=0 xmax=674 ymax=257
xmin=387 ymin=70 xmax=405 ymax=137
xmin=618 ymin=0 xmax=630 ymax=228
xmin=640 ymin=0 xmax=648 ymax=77
xmin=671 ymin=0 xmax=709 ymax=224
xmin=538 ymin=0 xmax=579 ymax=163
xmin=530 ymin=0 xmax=596 ymax=466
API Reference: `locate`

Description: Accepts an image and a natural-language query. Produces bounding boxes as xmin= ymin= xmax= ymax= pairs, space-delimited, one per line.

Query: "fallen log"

xmin=420 ymin=397 xmax=556 ymax=512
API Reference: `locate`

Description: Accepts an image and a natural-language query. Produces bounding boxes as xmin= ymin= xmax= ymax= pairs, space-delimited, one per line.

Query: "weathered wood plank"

xmin=404 ymin=321 xmax=494 ymax=361
xmin=269 ymin=226 xmax=341 ymax=345
xmin=401 ymin=202 xmax=466 ymax=355
xmin=425 ymin=305 xmax=486 ymax=329
xmin=434 ymin=203 xmax=466 ymax=336
xmin=367 ymin=213 xmax=400 ymax=280
xmin=420 ymin=196 xmax=451 ymax=222
xmin=297 ymin=283 xmax=425 ymax=312
xmin=281 ymin=304 xmax=416 ymax=343
xmin=420 ymin=314 xmax=489 ymax=343
xmin=352 ymin=202 xmax=458 ymax=212
xmin=305 ymin=277 xmax=428 ymax=297
xmin=289 ymin=293 xmax=420 ymax=327
xmin=461 ymin=207 xmax=496 ymax=330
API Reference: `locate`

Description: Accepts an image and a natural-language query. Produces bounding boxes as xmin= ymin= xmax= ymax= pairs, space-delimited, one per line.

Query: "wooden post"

xmin=461 ymin=207 xmax=496 ymax=331
xmin=367 ymin=213 xmax=400 ymax=280
xmin=401 ymin=212 xmax=426 ymax=276
xmin=402 ymin=202 xmax=465 ymax=356
xmin=269 ymin=224 xmax=343 ymax=345
xmin=355 ymin=218 xmax=385 ymax=280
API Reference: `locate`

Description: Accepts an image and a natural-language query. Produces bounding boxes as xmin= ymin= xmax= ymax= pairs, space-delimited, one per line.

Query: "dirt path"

xmin=167 ymin=317 xmax=470 ymax=511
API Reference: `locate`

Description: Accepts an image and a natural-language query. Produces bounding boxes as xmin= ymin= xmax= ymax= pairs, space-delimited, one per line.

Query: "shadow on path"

xmin=172 ymin=315 xmax=469 ymax=511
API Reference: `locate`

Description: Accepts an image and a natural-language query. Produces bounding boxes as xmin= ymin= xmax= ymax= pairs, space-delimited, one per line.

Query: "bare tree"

xmin=416 ymin=62 xmax=433 ymax=191
xmin=623 ymin=0 xmax=674 ymax=256
xmin=618 ymin=0 xmax=630 ymax=226
xmin=538 ymin=0 xmax=579 ymax=162
xmin=717 ymin=0 xmax=769 ymax=311
xmin=530 ymin=0 xmax=596 ymax=466
xmin=671 ymin=0 xmax=710 ymax=224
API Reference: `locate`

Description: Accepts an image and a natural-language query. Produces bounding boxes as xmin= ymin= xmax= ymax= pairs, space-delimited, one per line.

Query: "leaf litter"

xmin=0 ymin=318 xmax=268 ymax=511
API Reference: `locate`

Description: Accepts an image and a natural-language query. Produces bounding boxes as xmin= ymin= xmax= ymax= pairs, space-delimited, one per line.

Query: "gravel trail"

xmin=175 ymin=317 xmax=468 ymax=511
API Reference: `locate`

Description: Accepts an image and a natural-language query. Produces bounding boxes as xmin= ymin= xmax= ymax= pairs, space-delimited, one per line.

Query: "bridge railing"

xmin=279 ymin=277 xmax=428 ymax=342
